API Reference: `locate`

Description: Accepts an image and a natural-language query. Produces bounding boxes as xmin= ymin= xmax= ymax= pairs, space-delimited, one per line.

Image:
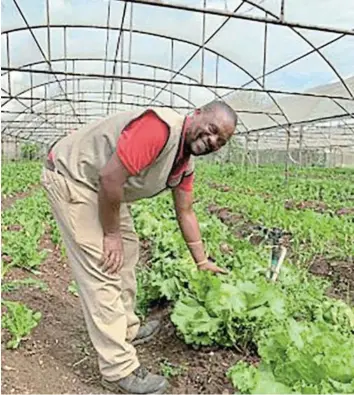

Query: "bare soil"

xmin=207 ymin=204 xmax=292 ymax=247
xmin=207 ymin=203 xmax=353 ymax=305
xmin=284 ymin=199 xmax=328 ymax=213
xmin=207 ymin=204 xmax=252 ymax=240
xmin=208 ymin=182 xmax=272 ymax=199
xmin=2 ymin=186 xmax=39 ymax=211
xmin=1 ymin=232 xmax=240 ymax=394
xmin=335 ymin=207 xmax=354 ymax=217
xmin=309 ymin=257 xmax=354 ymax=304
xmin=284 ymin=199 xmax=354 ymax=218
xmin=208 ymin=182 xmax=232 ymax=193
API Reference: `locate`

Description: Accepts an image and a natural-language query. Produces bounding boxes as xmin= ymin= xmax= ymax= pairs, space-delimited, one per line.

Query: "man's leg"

xmin=118 ymin=205 xmax=141 ymax=342
xmin=41 ymin=168 xmax=167 ymax=393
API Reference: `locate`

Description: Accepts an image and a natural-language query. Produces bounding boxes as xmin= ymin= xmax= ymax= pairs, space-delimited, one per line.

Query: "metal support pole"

xmin=44 ymin=85 xmax=48 ymax=123
xmin=15 ymin=137 xmax=18 ymax=159
xmin=114 ymin=80 xmax=118 ymax=112
xmin=262 ymin=12 xmax=268 ymax=87
xmin=128 ymin=2 xmax=133 ymax=75
xmin=280 ymin=0 xmax=285 ymax=22
xmin=256 ymin=131 xmax=260 ymax=168
xmin=153 ymin=68 xmax=157 ymax=100
xmin=328 ymin=127 xmax=332 ymax=167
xmin=103 ymin=0 xmax=111 ymax=112
xmin=120 ymin=31 xmax=124 ymax=103
xmin=215 ymin=54 xmax=219 ymax=99
xmin=227 ymin=139 xmax=232 ymax=162
xmin=72 ymin=60 xmax=75 ymax=108
xmin=243 ymin=133 xmax=249 ymax=170
xmin=6 ymin=33 xmax=11 ymax=96
xmin=46 ymin=0 xmax=51 ymax=65
xmin=30 ymin=65 xmax=34 ymax=111
xmin=58 ymin=97 xmax=61 ymax=135
xmin=285 ymin=128 xmax=290 ymax=183
xmin=201 ymin=0 xmax=206 ymax=84
xmin=64 ymin=27 xmax=67 ymax=93
xmin=299 ymin=126 xmax=303 ymax=166
xmin=77 ymin=79 xmax=81 ymax=115
xmin=170 ymin=39 xmax=174 ymax=106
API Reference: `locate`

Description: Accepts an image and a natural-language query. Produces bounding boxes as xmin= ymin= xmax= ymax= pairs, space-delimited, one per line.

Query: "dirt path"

xmin=309 ymin=257 xmax=354 ymax=304
xmin=2 ymin=185 xmax=39 ymax=211
xmin=1 ymin=232 xmax=240 ymax=394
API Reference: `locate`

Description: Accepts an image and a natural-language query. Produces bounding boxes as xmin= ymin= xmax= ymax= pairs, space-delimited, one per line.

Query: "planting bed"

xmin=2 ymin=162 xmax=354 ymax=394
xmin=1 ymin=227 xmax=239 ymax=394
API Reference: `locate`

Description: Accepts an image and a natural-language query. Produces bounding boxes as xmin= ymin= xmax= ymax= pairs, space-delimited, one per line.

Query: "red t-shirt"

xmin=48 ymin=111 xmax=194 ymax=192
xmin=117 ymin=110 xmax=194 ymax=192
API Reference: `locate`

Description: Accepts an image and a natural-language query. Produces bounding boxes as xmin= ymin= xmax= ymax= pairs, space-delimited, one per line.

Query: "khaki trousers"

xmin=41 ymin=167 xmax=140 ymax=381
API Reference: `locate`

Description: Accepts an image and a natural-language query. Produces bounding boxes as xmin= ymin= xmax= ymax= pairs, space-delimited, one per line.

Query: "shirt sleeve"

xmin=177 ymin=173 xmax=194 ymax=192
xmin=116 ymin=110 xmax=169 ymax=175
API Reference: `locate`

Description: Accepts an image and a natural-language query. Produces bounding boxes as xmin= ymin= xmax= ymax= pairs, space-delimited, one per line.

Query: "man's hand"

xmin=197 ymin=260 xmax=228 ymax=274
xmin=100 ymin=232 xmax=124 ymax=274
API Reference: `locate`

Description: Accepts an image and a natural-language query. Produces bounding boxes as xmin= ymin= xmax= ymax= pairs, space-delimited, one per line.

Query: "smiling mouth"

xmin=194 ymin=139 xmax=207 ymax=154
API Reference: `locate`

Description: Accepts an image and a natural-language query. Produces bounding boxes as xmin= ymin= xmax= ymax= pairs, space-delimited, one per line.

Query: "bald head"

xmin=200 ymin=100 xmax=238 ymax=128
xmin=185 ymin=100 xmax=238 ymax=156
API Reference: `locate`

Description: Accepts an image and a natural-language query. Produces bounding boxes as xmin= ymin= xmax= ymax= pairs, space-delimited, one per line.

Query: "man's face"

xmin=185 ymin=108 xmax=236 ymax=156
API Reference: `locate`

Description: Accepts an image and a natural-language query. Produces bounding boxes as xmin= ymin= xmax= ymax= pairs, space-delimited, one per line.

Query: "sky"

xmin=1 ymin=0 xmax=354 ymax=141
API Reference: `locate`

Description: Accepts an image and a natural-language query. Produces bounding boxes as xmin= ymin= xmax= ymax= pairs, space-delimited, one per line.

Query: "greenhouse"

xmin=1 ymin=0 xmax=354 ymax=394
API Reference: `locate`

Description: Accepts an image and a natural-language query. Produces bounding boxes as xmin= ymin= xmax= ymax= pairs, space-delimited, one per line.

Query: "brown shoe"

xmin=132 ymin=320 xmax=161 ymax=346
xmin=101 ymin=365 xmax=168 ymax=394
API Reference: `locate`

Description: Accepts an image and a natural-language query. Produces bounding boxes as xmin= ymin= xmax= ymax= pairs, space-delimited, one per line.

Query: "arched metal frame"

xmin=1 ymin=0 xmax=354 ymax=153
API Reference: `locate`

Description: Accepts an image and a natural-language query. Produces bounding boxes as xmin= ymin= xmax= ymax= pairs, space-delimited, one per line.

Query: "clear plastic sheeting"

xmin=226 ymin=76 xmax=354 ymax=133
xmin=1 ymin=0 xmax=354 ymax=153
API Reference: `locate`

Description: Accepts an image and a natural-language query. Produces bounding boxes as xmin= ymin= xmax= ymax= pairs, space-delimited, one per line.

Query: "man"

xmin=41 ymin=100 xmax=237 ymax=394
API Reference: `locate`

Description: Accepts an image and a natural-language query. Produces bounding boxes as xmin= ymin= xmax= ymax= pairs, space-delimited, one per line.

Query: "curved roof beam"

xmin=226 ymin=35 xmax=345 ymax=95
xmin=1 ymin=56 xmax=219 ymax=104
xmin=231 ymin=1 xmax=354 ymax=130
xmin=4 ymin=100 xmax=195 ymax=144
xmin=147 ymin=1 xmax=246 ymax=104
xmin=10 ymin=0 xmax=82 ymax=123
xmin=122 ymin=0 xmax=354 ymax=127
xmin=1 ymin=87 xmax=66 ymax=132
xmin=1 ymin=131 xmax=50 ymax=145
xmin=2 ymin=76 xmax=196 ymax=109
xmin=2 ymin=61 xmax=253 ymax=135
xmin=2 ymin=77 xmax=197 ymax=134
xmin=122 ymin=0 xmax=354 ymax=36
xmin=3 ymin=91 xmax=185 ymax=137
xmin=224 ymin=0 xmax=354 ymax=126
xmin=2 ymin=24 xmax=290 ymax=127
xmin=243 ymin=0 xmax=353 ymax=100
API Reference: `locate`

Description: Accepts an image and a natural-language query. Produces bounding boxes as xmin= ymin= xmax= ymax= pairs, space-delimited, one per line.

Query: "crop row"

xmin=1 ymin=161 xmax=42 ymax=197
xmin=1 ymin=189 xmax=62 ymax=349
xmin=132 ymin=165 xmax=354 ymax=394
xmin=2 ymin=161 xmax=354 ymax=393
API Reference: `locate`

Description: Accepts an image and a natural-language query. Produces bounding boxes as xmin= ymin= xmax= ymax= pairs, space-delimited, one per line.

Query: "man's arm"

xmin=98 ymin=154 xmax=130 ymax=273
xmin=98 ymin=153 xmax=129 ymax=234
xmin=172 ymin=187 xmax=227 ymax=273
xmin=98 ymin=111 xmax=169 ymax=273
